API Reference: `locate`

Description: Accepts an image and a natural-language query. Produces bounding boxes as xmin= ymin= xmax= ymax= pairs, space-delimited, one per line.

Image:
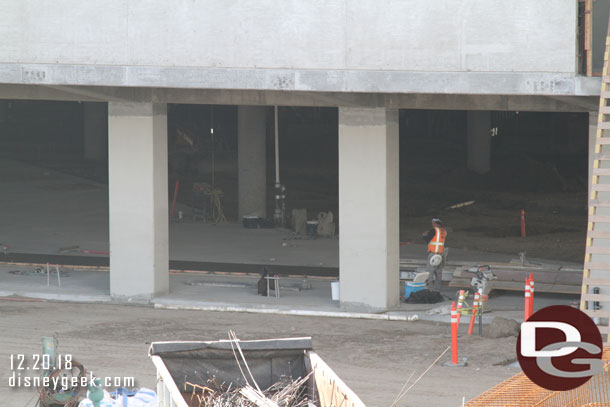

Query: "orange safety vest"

xmin=428 ymin=227 xmax=447 ymax=254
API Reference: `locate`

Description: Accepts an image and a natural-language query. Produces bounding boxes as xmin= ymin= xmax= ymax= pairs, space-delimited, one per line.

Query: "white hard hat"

xmin=429 ymin=254 xmax=443 ymax=267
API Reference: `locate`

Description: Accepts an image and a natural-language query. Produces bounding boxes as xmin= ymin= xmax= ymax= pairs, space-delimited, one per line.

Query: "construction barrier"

xmin=449 ymin=290 xmax=489 ymax=366
xmin=451 ymin=301 xmax=458 ymax=365
xmin=467 ymin=290 xmax=481 ymax=336
xmin=524 ymin=276 xmax=531 ymax=321
xmin=529 ymin=273 xmax=535 ymax=317
xmin=464 ymin=348 xmax=610 ymax=406
xmin=456 ymin=290 xmax=466 ymax=324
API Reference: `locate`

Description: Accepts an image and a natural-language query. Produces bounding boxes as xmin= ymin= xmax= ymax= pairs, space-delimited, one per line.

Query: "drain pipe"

xmin=274 ymin=106 xmax=286 ymax=226
xmin=274 ymin=106 xmax=280 ymax=186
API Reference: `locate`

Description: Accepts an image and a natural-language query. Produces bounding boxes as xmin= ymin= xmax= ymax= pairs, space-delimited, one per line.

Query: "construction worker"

xmin=422 ymin=218 xmax=447 ymax=291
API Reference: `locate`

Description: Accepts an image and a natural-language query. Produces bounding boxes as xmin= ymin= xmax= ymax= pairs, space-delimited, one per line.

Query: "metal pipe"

xmin=210 ymin=106 xmax=215 ymax=188
xmin=274 ymin=106 xmax=280 ymax=185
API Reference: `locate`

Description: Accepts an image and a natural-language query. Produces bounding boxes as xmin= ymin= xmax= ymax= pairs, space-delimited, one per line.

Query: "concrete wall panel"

xmin=0 ymin=0 xmax=577 ymax=74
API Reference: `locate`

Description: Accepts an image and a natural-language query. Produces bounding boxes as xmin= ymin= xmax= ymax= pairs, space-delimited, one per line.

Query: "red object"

xmin=171 ymin=180 xmax=180 ymax=217
xmin=468 ymin=291 xmax=480 ymax=335
xmin=520 ymin=209 xmax=526 ymax=237
xmin=524 ymin=276 xmax=531 ymax=321
xmin=451 ymin=301 xmax=458 ymax=364
xmin=529 ymin=273 xmax=535 ymax=317
xmin=399 ymin=241 xmax=411 ymax=246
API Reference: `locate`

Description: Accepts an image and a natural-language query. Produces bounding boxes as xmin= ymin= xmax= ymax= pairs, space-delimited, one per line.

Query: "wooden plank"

xmin=585 ymin=42 xmax=593 ymax=77
xmin=583 ymin=277 xmax=610 ymax=286
xmin=601 ymin=106 xmax=610 ymax=114
xmin=600 ymin=91 xmax=610 ymax=99
xmin=596 ymin=138 xmax=610 ymax=144
xmin=583 ymin=309 xmax=610 ymax=318
xmin=449 ymin=279 xmax=580 ymax=294
xmin=591 ymin=185 xmax=610 ymax=193
xmin=588 ymin=230 xmax=610 ymax=238
xmin=240 ymin=386 xmax=280 ymax=407
xmin=586 ymin=246 xmax=610 ymax=254
xmin=589 ymin=201 xmax=610 ymax=208
xmin=584 ymin=262 xmax=610 ymax=270
xmin=592 ymin=167 xmax=610 ymax=175
xmin=594 ymin=153 xmax=610 ymax=160
xmin=453 ymin=268 xmax=582 ymax=284
xmin=597 ymin=122 xmax=610 ymax=130
xmin=585 ymin=0 xmax=593 ymax=76
xmin=581 ymin=293 xmax=610 ymax=302
xmin=150 ymin=356 xmax=190 ymax=407
xmin=308 ymin=352 xmax=366 ymax=407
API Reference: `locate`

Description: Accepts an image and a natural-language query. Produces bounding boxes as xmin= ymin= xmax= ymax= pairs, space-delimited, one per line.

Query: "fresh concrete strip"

xmin=0 ymin=290 xmax=112 ymax=303
xmin=153 ymin=301 xmax=418 ymax=321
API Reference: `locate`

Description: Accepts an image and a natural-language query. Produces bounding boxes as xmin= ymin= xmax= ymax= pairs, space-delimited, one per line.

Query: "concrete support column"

xmin=339 ymin=107 xmax=399 ymax=311
xmin=83 ymin=102 xmax=108 ymax=162
xmin=237 ymin=106 xmax=267 ymax=218
xmin=108 ymin=102 xmax=169 ymax=298
xmin=467 ymin=111 xmax=492 ymax=174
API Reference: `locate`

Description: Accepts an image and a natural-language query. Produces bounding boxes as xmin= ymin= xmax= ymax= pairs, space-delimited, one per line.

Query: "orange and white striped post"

xmin=477 ymin=288 xmax=484 ymax=336
xmin=524 ymin=276 xmax=531 ymax=321
xmin=456 ymin=290 xmax=466 ymax=324
xmin=468 ymin=291 xmax=480 ymax=336
xmin=529 ymin=273 xmax=535 ymax=317
xmin=451 ymin=301 xmax=458 ymax=364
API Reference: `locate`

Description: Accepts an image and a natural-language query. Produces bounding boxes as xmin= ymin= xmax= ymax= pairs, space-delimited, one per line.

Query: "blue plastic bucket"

xmin=404 ymin=281 xmax=426 ymax=299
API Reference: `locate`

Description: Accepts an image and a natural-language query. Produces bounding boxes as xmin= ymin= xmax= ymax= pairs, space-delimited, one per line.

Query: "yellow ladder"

xmin=582 ymin=33 xmax=610 ymax=346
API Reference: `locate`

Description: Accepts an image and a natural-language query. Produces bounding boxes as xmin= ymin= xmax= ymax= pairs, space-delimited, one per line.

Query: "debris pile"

xmin=405 ymin=289 xmax=445 ymax=304
xmin=483 ymin=316 xmax=520 ymax=339
xmin=181 ymin=331 xmax=313 ymax=407
xmin=184 ymin=374 xmax=312 ymax=407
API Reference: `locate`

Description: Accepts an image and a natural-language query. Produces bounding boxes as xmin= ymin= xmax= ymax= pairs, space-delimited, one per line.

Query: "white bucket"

xmin=331 ymin=281 xmax=340 ymax=301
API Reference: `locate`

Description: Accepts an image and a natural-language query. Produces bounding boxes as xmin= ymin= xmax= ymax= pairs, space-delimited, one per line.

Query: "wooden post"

xmin=585 ymin=0 xmax=593 ymax=77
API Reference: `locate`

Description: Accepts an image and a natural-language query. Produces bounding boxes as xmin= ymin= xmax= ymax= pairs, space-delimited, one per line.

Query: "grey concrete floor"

xmin=0 ymin=158 xmax=581 ymax=270
xmin=0 ymin=158 xmax=586 ymax=407
xmin=0 ymin=156 xmax=580 ymax=324
xmin=0 ymin=158 xmax=338 ymax=268
xmin=0 ymin=264 xmax=579 ymax=326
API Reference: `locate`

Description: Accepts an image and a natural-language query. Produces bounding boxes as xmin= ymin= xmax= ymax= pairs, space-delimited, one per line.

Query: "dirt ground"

xmin=1 ymin=300 xmax=521 ymax=407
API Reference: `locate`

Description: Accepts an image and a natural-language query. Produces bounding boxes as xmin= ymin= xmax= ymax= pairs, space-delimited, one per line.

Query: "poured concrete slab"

xmin=0 ymin=263 xmax=578 ymax=326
